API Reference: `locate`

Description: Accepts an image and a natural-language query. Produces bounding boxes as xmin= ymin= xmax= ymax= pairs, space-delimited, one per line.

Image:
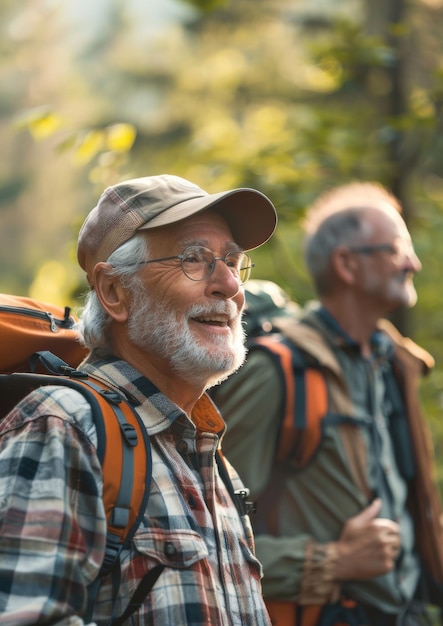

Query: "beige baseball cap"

xmin=77 ymin=174 xmax=277 ymax=283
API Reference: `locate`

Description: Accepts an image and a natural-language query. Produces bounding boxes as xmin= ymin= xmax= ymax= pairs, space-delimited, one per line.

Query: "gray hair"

xmin=303 ymin=182 xmax=402 ymax=295
xmin=76 ymin=234 xmax=149 ymax=353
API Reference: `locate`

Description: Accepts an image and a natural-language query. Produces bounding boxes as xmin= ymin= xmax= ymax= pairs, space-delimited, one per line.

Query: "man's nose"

xmin=207 ymin=257 xmax=242 ymax=297
xmin=405 ymin=248 xmax=422 ymax=273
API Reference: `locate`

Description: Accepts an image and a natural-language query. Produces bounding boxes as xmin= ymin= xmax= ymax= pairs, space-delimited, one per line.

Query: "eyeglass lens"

xmin=181 ymin=246 xmax=252 ymax=283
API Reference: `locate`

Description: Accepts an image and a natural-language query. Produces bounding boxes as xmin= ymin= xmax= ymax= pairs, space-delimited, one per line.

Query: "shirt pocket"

xmin=132 ymin=526 xmax=209 ymax=569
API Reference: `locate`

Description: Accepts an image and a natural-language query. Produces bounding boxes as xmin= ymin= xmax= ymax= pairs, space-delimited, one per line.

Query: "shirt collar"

xmin=315 ymin=305 xmax=395 ymax=360
xmin=80 ymin=353 xmax=225 ymax=434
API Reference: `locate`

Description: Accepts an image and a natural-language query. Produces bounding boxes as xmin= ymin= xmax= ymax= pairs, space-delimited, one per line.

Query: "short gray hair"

xmin=76 ymin=234 xmax=149 ymax=353
xmin=303 ymin=182 xmax=402 ymax=295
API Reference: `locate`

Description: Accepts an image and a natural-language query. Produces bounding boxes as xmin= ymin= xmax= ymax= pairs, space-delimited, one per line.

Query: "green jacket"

xmin=214 ymin=309 xmax=442 ymax=612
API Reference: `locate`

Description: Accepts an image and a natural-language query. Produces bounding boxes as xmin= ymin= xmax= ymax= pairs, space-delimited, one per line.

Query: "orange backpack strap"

xmin=265 ymin=600 xmax=323 ymax=626
xmin=265 ymin=600 xmax=297 ymax=625
xmin=247 ymin=336 xmax=329 ymax=538
xmin=0 ymin=364 xmax=152 ymax=565
xmin=0 ymin=354 xmax=161 ymax=622
xmin=74 ymin=376 xmax=152 ymax=561
xmin=250 ymin=335 xmax=329 ymax=467
xmin=266 ymin=598 xmax=368 ymax=626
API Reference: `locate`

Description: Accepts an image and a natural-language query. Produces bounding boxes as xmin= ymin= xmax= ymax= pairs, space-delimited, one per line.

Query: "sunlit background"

xmin=2 ymin=0 xmax=443 ymax=497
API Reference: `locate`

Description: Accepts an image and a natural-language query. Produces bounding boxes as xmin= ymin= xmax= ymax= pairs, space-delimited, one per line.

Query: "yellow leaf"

xmin=73 ymin=130 xmax=105 ymax=164
xmin=15 ymin=107 xmax=62 ymax=140
xmin=106 ymin=123 xmax=137 ymax=152
xmin=29 ymin=113 xmax=62 ymax=139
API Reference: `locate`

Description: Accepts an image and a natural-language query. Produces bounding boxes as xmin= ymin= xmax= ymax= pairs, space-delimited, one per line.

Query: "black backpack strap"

xmin=110 ymin=564 xmax=165 ymax=626
xmin=29 ymin=350 xmax=85 ymax=377
xmin=382 ymin=364 xmax=416 ymax=482
xmin=215 ymin=450 xmax=256 ymax=517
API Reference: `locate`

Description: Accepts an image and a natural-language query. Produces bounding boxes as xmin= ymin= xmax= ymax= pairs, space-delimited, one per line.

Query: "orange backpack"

xmin=0 ymin=294 xmax=159 ymax=623
xmin=0 ymin=293 xmax=241 ymax=623
xmin=0 ymin=293 xmax=88 ymax=372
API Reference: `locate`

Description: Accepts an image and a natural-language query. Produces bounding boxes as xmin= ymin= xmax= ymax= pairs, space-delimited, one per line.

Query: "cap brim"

xmin=137 ymin=188 xmax=277 ymax=251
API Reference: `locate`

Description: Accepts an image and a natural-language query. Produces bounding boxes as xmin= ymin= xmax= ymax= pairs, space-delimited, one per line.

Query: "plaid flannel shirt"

xmin=0 ymin=356 xmax=270 ymax=626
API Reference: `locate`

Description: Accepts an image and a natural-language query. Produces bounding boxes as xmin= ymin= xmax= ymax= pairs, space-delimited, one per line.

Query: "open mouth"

xmin=193 ymin=315 xmax=229 ymax=328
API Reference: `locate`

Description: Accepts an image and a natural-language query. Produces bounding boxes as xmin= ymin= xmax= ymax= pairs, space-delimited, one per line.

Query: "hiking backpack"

xmin=0 ymin=293 xmax=245 ymax=624
xmin=239 ymin=280 xmax=329 ymax=468
xmin=239 ymin=281 xmax=413 ymax=471
xmin=247 ymin=332 xmax=329 ymax=468
xmin=0 ymin=294 xmax=160 ymax=624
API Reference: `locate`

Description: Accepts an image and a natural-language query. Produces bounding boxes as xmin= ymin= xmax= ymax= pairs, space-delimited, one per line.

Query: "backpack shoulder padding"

xmin=0 ymin=370 xmax=152 ymax=567
xmin=248 ymin=334 xmax=328 ymax=467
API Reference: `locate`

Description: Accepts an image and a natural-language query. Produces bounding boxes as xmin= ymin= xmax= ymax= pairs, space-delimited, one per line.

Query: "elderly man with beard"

xmin=0 ymin=175 xmax=277 ymax=626
xmin=212 ymin=182 xmax=443 ymax=625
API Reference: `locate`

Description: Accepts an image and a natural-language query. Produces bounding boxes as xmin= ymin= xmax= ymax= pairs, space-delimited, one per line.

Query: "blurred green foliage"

xmin=2 ymin=0 xmax=443 ymax=502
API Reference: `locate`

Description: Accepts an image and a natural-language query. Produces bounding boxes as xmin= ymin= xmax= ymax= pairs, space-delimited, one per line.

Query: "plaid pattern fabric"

xmin=0 ymin=357 xmax=270 ymax=626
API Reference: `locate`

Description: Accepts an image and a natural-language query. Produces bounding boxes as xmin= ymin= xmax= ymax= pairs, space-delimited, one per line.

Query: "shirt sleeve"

xmin=0 ymin=386 xmax=107 ymax=625
xmin=213 ymin=351 xmax=341 ymax=603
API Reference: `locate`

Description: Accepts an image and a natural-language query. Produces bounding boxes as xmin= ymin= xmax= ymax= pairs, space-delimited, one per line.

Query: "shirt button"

xmin=188 ymin=493 xmax=197 ymax=508
xmin=176 ymin=440 xmax=188 ymax=454
xmin=165 ymin=541 xmax=177 ymax=556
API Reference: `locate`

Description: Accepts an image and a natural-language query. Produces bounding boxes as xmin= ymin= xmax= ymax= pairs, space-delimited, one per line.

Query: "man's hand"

xmin=334 ymin=498 xmax=401 ymax=580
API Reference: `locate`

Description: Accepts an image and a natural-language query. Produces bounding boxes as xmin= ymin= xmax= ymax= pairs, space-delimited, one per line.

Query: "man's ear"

xmin=331 ymin=246 xmax=359 ymax=286
xmin=92 ymin=262 xmax=129 ymax=322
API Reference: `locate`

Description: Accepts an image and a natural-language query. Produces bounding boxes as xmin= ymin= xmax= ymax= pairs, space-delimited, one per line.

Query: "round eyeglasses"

xmin=134 ymin=245 xmax=254 ymax=284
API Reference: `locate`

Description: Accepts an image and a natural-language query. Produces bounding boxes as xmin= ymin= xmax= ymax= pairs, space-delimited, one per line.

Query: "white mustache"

xmin=185 ymin=301 xmax=240 ymax=323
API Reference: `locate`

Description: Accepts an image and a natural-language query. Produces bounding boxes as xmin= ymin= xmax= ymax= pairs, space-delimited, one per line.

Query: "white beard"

xmin=127 ymin=287 xmax=246 ymax=388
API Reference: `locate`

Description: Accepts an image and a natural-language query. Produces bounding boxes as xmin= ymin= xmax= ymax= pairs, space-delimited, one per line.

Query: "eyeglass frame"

xmin=129 ymin=244 xmax=255 ymax=284
xmin=347 ymin=244 xmax=397 ymax=255
xmin=347 ymin=239 xmax=416 ymax=259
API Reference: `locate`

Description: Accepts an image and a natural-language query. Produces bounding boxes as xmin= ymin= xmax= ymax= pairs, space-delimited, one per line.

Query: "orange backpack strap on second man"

xmin=245 ymin=334 xmax=329 ymax=542
xmin=247 ymin=335 xmax=335 ymax=626
xmin=249 ymin=334 xmax=329 ymax=468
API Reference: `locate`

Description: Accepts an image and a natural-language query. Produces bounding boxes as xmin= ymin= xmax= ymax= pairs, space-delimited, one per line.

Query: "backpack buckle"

xmin=234 ymin=489 xmax=257 ymax=516
xmin=120 ymin=422 xmax=138 ymax=447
